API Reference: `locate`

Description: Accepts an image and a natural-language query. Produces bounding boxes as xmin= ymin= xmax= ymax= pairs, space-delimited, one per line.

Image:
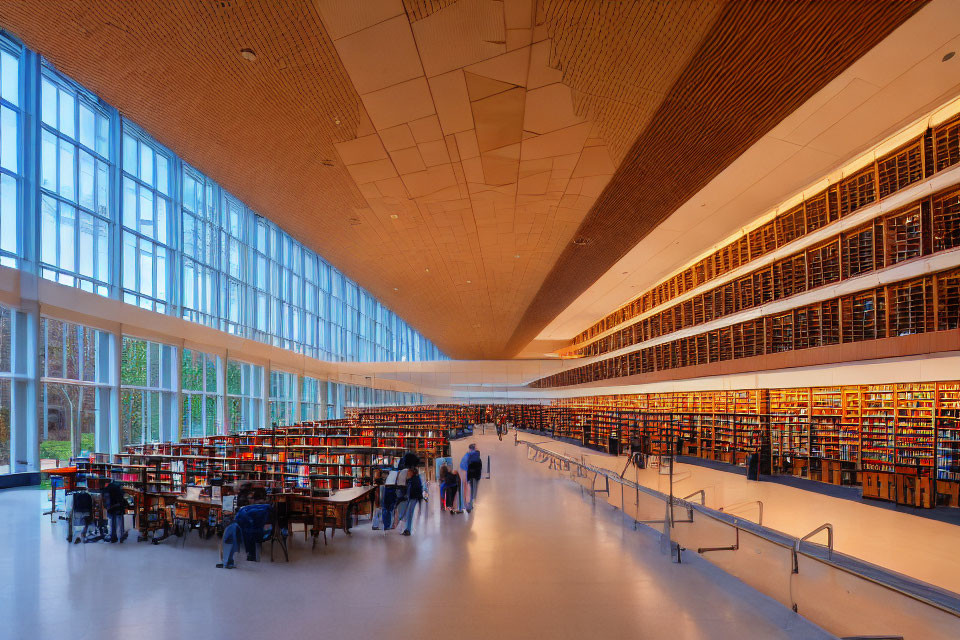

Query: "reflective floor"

xmin=0 ymin=433 xmax=834 ymax=640
xmin=534 ymin=437 xmax=960 ymax=595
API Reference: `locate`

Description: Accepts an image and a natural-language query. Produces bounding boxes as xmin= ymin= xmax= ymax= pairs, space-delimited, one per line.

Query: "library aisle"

xmin=530 ymin=437 xmax=960 ymax=596
xmin=0 ymin=433 xmax=832 ymax=640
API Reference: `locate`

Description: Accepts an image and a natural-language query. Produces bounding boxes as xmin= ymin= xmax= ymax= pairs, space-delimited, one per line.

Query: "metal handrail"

xmin=520 ymin=439 xmax=960 ymax=619
xmin=793 ymin=523 xmax=833 ymax=573
xmin=719 ymin=500 xmax=763 ymax=526
xmin=679 ymin=489 xmax=706 ymax=505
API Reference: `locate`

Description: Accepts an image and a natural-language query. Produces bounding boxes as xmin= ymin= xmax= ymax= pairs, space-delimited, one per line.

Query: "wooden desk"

xmin=174 ymin=496 xmax=224 ymax=545
xmin=279 ymin=486 xmax=375 ymax=547
xmin=315 ymin=486 xmax=376 ymax=534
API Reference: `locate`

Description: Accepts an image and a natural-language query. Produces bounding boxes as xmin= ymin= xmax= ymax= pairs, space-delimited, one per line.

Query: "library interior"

xmin=3 ymin=1 xmax=960 ymax=639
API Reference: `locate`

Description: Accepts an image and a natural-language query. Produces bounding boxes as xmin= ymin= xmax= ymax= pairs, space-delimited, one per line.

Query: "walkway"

xmin=0 ymin=433 xmax=833 ymax=640
xmin=530 ymin=435 xmax=960 ymax=595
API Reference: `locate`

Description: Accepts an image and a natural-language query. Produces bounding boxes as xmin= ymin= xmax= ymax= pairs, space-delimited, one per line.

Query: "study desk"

xmin=174 ymin=496 xmax=225 ymax=544
xmin=281 ymin=486 xmax=376 ymax=547
xmin=315 ymin=486 xmax=376 ymax=534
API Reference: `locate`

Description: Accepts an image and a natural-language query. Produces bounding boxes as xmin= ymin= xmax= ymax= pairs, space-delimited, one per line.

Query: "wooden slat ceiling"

xmin=0 ymin=0 xmax=924 ymax=359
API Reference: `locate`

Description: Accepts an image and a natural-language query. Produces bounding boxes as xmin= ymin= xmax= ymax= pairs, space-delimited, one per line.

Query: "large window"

xmin=181 ymin=167 xmax=220 ymax=327
xmin=121 ymin=126 xmax=172 ymax=312
xmin=0 ymin=45 xmax=444 ymax=473
xmin=120 ymin=337 xmax=176 ymax=445
xmin=39 ymin=317 xmax=112 ymax=467
xmin=269 ymin=369 xmax=296 ymax=426
xmin=181 ymin=348 xmax=221 ymax=438
xmin=227 ymin=359 xmax=262 ymax=433
xmin=0 ymin=307 xmax=12 ymax=473
xmin=0 ymin=41 xmax=18 ymax=268
xmin=300 ymin=376 xmax=324 ymax=422
xmin=39 ymin=66 xmax=111 ymax=294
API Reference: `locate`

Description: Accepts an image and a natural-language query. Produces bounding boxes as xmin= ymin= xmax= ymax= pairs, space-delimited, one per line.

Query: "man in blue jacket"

xmin=459 ymin=443 xmax=482 ymax=512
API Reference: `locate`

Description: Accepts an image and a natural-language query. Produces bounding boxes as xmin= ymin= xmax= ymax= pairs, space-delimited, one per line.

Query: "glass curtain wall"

xmin=268 ymin=369 xmax=296 ymax=426
xmin=0 ymin=38 xmax=437 ymax=474
xmin=180 ymin=348 xmax=221 ymax=438
xmin=0 ymin=307 xmax=13 ymax=473
xmin=0 ymin=40 xmax=19 ymax=269
xmin=32 ymin=50 xmax=444 ymax=364
xmin=38 ymin=68 xmax=111 ymax=293
xmin=300 ymin=376 xmax=323 ymax=422
xmin=325 ymin=382 xmax=424 ymax=419
xmin=226 ymin=360 xmax=263 ymax=433
xmin=120 ymin=337 xmax=176 ymax=446
xmin=38 ymin=318 xmax=112 ymax=467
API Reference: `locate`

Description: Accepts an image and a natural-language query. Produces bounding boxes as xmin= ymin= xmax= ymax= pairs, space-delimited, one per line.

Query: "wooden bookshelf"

xmin=936 ymin=382 xmax=960 ymax=506
xmin=769 ymin=388 xmax=810 ymax=477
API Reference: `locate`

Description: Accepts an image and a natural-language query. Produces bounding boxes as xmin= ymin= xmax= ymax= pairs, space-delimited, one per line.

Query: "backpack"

xmin=467 ymin=458 xmax=482 ymax=481
xmin=72 ymin=491 xmax=93 ymax=513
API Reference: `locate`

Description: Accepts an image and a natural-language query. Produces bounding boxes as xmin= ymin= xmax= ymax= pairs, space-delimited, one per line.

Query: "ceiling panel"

xmin=0 ymin=0 xmax=924 ymax=359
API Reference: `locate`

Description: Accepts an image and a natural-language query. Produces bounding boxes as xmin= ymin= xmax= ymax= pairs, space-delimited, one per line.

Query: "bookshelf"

xmin=936 ymin=383 xmax=960 ymax=506
xmin=769 ymin=388 xmax=810 ymax=477
xmin=569 ymin=118 xmax=960 ymax=353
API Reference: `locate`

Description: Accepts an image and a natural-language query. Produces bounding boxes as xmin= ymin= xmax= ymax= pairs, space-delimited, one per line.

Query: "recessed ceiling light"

xmin=393 ymin=287 xmax=398 ymax=291
xmin=334 ymin=118 xmax=341 ymax=126
xmin=390 ymin=214 xmax=399 ymax=219
xmin=466 ymin=280 xmax=472 ymax=284
xmin=514 ymin=254 xmax=520 ymax=259
xmin=424 ymin=268 xmax=430 ymax=273
xmin=240 ymin=48 xmax=257 ymax=62
xmin=943 ymin=51 xmax=956 ymax=62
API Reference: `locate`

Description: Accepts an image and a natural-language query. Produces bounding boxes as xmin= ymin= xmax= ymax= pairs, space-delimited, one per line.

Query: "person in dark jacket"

xmin=747 ymin=452 xmax=761 ymax=481
xmin=400 ymin=468 xmax=423 ymax=536
xmin=218 ymin=503 xmax=273 ymax=568
xmin=101 ymin=481 xmax=128 ymax=543
xmin=459 ymin=443 xmax=481 ymax=511
xmin=438 ymin=465 xmax=460 ymax=513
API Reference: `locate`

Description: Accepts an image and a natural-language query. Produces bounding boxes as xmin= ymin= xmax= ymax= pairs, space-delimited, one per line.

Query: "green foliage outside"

xmin=40 ymin=432 xmax=94 ymax=462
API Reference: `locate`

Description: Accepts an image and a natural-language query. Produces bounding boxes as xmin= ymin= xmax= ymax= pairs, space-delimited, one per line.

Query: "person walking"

xmin=459 ymin=443 xmax=482 ymax=512
xmin=101 ymin=480 xmax=128 ymax=543
xmin=400 ymin=467 xmax=424 ymax=536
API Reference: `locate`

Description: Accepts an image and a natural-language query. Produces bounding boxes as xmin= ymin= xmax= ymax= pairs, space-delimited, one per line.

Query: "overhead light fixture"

xmin=240 ymin=48 xmax=257 ymax=62
xmin=424 ymin=268 xmax=430 ymax=273
xmin=943 ymin=51 xmax=956 ymax=62
xmin=393 ymin=287 xmax=398 ymax=292
xmin=390 ymin=214 xmax=399 ymax=219
xmin=466 ymin=280 xmax=472 ymax=284
xmin=334 ymin=118 xmax=341 ymax=126
xmin=514 ymin=254 xmax=520 ymax=259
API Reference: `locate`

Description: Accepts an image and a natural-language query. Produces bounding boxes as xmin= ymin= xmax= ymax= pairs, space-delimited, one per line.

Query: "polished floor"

xmin=0 ymin=434 xmax=834 ymax=640
xmin=529 ymin=436 xmax=960 ymax=595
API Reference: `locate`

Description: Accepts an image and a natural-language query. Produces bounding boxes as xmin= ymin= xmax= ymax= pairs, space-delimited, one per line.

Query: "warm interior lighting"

xmin=240 ymin=48 xmax=257 ymax=61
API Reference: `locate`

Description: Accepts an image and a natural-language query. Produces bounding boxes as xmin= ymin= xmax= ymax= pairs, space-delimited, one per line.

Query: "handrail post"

xmin=792 ymin=523 xmax=834 ymax=574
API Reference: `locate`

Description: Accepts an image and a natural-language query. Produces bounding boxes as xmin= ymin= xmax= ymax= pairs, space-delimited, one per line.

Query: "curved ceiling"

xmin=0 ymin=0 xmax=924 ymax=359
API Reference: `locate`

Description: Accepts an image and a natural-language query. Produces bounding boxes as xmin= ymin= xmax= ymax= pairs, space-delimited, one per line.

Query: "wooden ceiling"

xmin=0 ymin=0 xmax=923 ymax=359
